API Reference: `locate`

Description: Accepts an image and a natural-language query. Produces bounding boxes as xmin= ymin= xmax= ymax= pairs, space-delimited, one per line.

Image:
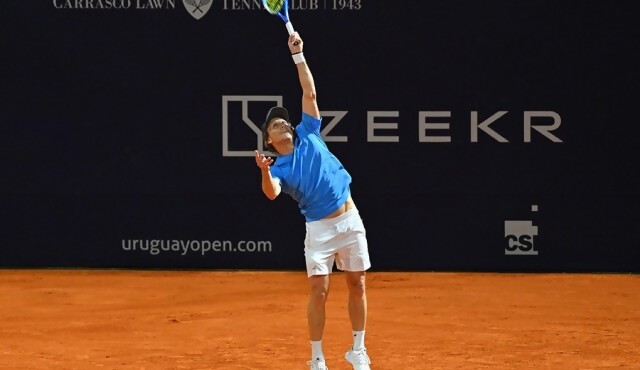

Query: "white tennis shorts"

xmin=304 ymin=208 xmax=371 ymax=277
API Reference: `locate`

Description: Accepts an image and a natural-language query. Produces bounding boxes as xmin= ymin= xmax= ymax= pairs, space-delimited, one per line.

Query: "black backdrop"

xmin=1 ymin=0 xmax=639 ymax=272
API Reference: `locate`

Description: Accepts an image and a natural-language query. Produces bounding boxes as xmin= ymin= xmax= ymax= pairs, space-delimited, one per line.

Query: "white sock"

xmin=352 ymin=330 xmax=366 ymax=350
xmin=310 ymin=340 xmax=325 ymax=361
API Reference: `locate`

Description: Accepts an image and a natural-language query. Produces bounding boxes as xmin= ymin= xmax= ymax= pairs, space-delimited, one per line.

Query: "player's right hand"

xmin=255 ymin=150 xmax=274 ymax=170
xmin=288 ymin=32 xmax=303 ymax=54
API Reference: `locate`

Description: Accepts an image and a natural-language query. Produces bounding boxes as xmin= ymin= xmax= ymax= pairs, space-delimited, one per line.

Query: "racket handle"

xmin=285 ymin=22 xmax=299 ymax=45
xmin=285 ymin=21 xmax=294 ymax=35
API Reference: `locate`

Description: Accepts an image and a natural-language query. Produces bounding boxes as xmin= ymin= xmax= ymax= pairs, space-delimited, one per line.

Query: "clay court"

xmin=1 ymin=270 xmax=638 ymax=369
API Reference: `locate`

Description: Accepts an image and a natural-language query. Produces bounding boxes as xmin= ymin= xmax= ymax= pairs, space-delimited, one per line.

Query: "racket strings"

xmin=264 ymin=0 xmax=285 ymax=14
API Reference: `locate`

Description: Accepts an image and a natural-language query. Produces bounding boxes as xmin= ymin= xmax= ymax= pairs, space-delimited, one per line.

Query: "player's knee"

xmin=308 ymin=277 xmax=329 ymax=304
xmin=346 ymin=274 xmax=366 ymax=296
xmin=309 ymin=286 xmax=328 ymax=306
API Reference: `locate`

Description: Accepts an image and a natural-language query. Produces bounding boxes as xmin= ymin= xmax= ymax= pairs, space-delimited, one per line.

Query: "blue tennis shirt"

xmin=270 ymin=113 xmax=352 ymax=222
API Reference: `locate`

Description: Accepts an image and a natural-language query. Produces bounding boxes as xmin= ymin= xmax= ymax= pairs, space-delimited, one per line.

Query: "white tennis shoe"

xmin=345 ymin=348 xmax=371 ymax=370
xmin=307 ymin=359 xmax=328 ymax=370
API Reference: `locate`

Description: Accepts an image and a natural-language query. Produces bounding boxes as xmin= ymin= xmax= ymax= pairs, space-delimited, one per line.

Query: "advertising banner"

xmin=2 ymin=1 xmax=638 ymax=272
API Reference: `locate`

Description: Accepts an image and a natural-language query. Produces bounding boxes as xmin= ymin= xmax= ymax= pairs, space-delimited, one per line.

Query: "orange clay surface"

xmin=0 ymin=270 xmax=639 ymax=369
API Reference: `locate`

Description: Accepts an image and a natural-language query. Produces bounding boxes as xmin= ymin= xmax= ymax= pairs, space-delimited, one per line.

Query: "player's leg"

xmin=308 ymin=274 xmax=330 ymax=341
xmin=333 ymin=209 xmax=372 ymax=370
xmin=304 ymin=223 xmax=335 ymax=369
xmin=334 ymin=210 xmax=371 ymax=335
xmin=343 ymin=271 xmax=371 ymax=369
xmin=345 ymin=271 xmax=366 ymax=334
xmin=343 ymin=271 xmax=370 ymax=369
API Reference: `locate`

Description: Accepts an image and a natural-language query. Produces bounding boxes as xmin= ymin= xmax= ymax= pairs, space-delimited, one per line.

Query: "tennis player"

xmin=254 ymin=31 xmax=372 ymax=370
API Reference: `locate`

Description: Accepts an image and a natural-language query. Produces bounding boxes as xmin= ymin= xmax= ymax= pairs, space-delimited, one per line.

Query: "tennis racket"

xmin=262 ymin=0 xmax=299 ymax=45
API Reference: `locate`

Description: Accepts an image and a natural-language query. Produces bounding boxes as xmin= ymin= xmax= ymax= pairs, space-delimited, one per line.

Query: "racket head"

xmin=262 ymin=0 xmax=289 ymax=22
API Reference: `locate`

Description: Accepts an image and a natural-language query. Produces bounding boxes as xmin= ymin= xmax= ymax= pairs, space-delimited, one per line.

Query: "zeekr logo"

xmin=504 ymin=205 xmax=539 ymax=255
xmin=222 ymin=95 xmax=284 ymax=157
xmin=221 ymin=95 xmax=563 ymax=158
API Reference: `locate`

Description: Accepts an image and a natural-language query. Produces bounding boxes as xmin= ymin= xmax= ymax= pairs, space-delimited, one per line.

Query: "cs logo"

xmin=504 ymin=205 xmax=539 ymax=255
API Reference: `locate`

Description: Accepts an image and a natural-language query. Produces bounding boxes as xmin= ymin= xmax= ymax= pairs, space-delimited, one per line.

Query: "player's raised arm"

xmin=288 ymin=32 xmax=320 ymax=119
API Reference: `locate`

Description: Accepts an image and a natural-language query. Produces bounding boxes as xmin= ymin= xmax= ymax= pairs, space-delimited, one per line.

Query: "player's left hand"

xmin=255 ymin=150 xmax=274 ymax=170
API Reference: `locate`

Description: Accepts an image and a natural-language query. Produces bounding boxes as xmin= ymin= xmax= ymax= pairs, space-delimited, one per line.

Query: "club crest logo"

xmin=183 ymin=0 xmax=213 ymax=20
